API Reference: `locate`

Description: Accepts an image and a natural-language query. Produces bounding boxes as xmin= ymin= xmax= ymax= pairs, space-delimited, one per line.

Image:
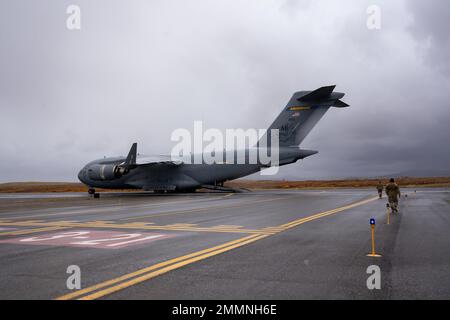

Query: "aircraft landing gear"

xmin=88 ymin=187 xmax=100 ymax=198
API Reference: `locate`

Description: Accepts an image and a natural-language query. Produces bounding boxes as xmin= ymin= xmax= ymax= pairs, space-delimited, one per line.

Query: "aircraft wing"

xmin=119 ymin=144 xmax=184 ymax=168
xmin=135 ymin=155 xmax=184 ymax=166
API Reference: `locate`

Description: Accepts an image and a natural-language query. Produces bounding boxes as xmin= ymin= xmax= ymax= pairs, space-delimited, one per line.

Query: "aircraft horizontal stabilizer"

xmin=333 ymin=99 xmax=350 ymax=108
xmin=297 ymin=85 xmax=336 ymax=102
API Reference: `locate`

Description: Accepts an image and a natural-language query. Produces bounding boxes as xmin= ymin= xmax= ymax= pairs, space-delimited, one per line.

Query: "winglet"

xmin=125 ymin=143 xmax=137 ymax=165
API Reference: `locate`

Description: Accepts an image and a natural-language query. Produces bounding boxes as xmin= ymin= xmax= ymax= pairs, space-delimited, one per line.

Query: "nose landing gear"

xmin=88 ymin=187 xmax=99 ymax=198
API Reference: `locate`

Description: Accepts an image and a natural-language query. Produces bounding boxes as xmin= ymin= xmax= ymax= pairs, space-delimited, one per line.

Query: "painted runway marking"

xmin=0 ymin=226 xmax=69 ymax=236
xmin=0 ymin=220 xmax=268 ymax=234
xmin=56 ymin=196 xmax=378 ymax=300
xmin=56 ymin=234 xmax=265 ymax=300
xmin=0 ymin=230 xmax=171 ymax=249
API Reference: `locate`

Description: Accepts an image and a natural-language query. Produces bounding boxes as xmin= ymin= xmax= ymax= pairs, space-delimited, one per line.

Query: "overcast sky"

xmin=1 ymin=0 xmax=449 ymax=182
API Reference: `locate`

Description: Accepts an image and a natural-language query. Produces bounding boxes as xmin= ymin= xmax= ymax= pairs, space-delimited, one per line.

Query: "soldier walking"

xmin=376 ymin=181 xmax=384 ymax=199
xmin=385 ymin=178 xmax=401 ymax=213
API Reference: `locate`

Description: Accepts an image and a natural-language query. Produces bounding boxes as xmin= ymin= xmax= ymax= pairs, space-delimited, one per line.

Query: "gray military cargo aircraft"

xmin=78 ymin=85 xmax=348 ymax=194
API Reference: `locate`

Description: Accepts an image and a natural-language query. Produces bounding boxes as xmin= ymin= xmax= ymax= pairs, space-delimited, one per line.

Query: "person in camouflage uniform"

xmin=385 ymin=178 xmax=401 ymax=213
xmin=376 ymin=181 xmax=384 ymax=199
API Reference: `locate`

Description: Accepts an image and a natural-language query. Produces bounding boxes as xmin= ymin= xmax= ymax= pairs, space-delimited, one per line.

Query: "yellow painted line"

xmin=210 ymin=225 xmax=244 ymax=229
xmin=56 ymin=234 xmax=261 ymax=300
xmin=278 ymin=197 xmax=378 ymax=230
xmin=0 ymin=197 xmax=377 ymax=236
xmin=163 ymin=223 xmax=198 ymax=227
xmin=0 ymin=220 xmax=266 ymax=234
xmin=79 ymin=234 xmax=269 ymax=300
xmin=260 ymin=227 xmax=286 ymax=233
xmin=0 ymin=195 xmax=298 ymax=235
xmin=0 ymin=226 xmax=70 ymax=236
xmin=55 ymin=195 xmax=377 ymax=300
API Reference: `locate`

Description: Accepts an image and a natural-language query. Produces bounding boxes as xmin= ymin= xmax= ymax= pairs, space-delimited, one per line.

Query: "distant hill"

xmin=392 ymin=168 xmax=450 ymax=178
xmin=226 ymin=177 xmax=450 ymax=189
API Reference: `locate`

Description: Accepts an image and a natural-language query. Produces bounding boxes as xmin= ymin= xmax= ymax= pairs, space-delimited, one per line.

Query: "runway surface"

xmin=0 ymin=188 xmax=449 ymax=299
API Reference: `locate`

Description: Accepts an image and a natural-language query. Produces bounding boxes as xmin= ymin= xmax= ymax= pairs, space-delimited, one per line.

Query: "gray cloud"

xmin=407 ymin=0 xmax=450 ymax=75
xmin=0 ymin=0 xmax=449 ymax=182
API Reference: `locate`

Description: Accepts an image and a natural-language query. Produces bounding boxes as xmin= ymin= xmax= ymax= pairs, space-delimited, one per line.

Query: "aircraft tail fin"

xmin=260 ymin=85 xmax=348 ymax=148
xmin=124 ymin=143 xmax=137 ymax=166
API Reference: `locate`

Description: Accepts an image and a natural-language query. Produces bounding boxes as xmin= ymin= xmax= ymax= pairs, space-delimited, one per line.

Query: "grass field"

xmin=226 ymin=177 xmax=450 ymax=190
xmin=0 ymin=177 xmax=449 ymax=193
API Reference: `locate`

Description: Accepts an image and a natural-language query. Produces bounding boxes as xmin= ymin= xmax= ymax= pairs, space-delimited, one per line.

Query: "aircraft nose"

xmin=78 ymin=169 xmax=85 ymax=183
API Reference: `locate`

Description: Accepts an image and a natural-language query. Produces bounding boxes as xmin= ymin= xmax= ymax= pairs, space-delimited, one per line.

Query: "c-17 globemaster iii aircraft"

xmin=78 ymin=85 xmax=349 ymax=194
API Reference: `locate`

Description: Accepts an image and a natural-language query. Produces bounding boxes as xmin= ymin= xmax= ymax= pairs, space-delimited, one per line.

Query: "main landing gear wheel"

xmin=88 ymin=188 xmax=95 ymax=195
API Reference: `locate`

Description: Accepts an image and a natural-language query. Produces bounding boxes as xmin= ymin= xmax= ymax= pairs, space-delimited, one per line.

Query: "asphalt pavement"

xmin=0 ymin=188 xmax=448 ymax=299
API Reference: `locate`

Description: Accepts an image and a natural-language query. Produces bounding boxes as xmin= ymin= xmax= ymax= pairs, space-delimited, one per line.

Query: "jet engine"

xmin=87 ymin=164 xmax=130 ymax=181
